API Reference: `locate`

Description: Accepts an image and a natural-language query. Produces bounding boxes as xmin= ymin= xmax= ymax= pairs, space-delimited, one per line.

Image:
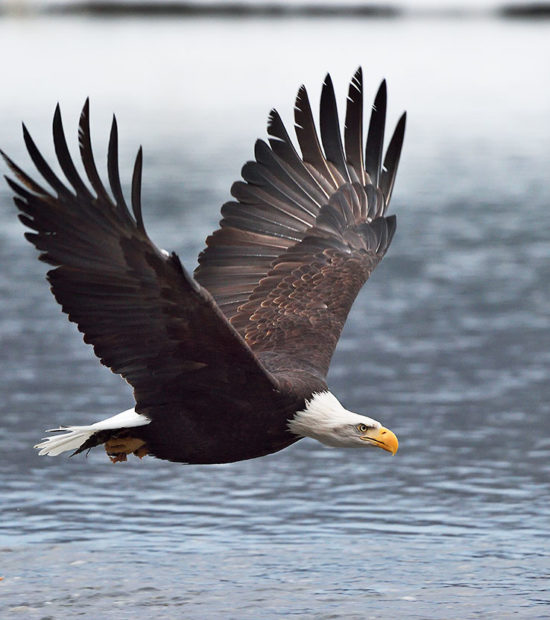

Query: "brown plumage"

xmin=3 ymin=68 xmax=406 ymax=465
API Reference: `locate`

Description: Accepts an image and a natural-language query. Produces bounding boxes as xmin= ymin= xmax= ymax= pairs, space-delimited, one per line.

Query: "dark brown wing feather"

xmin=194 ymin=69 xmax=405 ymax=377
xmin=2 ymin=102 xmax=278 ymax=418
xmin=319 ymin=74 xmax=351 ymax=184
xmin=365 ymin=80 xmax=387 ymax=189
xmin=344 ymin=67 xmax=366 ymax=185
xmin=380 ymin=111 xmax=407 ymax=207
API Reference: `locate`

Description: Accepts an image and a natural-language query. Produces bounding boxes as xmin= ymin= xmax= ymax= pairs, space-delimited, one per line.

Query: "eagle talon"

xmin=133 ymin=446 xmax=149 ymax=459
xmin=105 ymin=437 xmax=147 ymax=463
xmin=108 ymin=453 xmax=128 ymax=463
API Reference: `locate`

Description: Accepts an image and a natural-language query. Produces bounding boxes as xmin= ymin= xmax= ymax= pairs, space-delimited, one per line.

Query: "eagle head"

xmin=288 ymin=391 xmax=398 ymax=454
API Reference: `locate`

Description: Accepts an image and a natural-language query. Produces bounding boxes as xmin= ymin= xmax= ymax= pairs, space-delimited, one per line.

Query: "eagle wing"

xmin=195 ymin=69 xmax=405 ymax=378
xmin=2 ymin=102 xmax=279 ymax=418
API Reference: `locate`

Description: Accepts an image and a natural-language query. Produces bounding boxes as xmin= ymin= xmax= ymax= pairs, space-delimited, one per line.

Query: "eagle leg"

xmin=105 ymin=436 xmax=148 ymax=463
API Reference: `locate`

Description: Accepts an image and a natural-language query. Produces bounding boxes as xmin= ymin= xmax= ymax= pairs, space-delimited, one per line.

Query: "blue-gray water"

xmin=1 ymin=14 xmax=549 ymax=618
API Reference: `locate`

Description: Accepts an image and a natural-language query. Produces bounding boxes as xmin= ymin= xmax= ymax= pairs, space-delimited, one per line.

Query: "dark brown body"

xmin=122 ymin=363 xmax=326 ymax=464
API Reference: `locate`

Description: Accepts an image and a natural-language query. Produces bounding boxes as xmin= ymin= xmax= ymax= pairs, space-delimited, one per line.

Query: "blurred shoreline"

xmin=1 ymin=1 xmax=550 ymax=19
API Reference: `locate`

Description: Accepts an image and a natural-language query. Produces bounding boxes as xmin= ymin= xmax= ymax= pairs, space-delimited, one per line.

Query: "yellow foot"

xmin=105 ymin=436 xmax=148 ymax=463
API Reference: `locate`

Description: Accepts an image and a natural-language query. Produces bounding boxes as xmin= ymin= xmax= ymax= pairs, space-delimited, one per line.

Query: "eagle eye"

xmin=357 ymin=423 xmax=368 ymax=433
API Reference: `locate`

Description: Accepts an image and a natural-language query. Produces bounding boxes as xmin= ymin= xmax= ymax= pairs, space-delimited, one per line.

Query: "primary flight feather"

xmin=2 ymin=68 xmax=405 ymax=464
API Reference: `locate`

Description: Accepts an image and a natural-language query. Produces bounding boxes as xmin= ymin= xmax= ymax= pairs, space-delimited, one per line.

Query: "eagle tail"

xmin=34 ymin=408 xmax=150 ymax=456
xmin=34 ymin=426 xmax=96 ymax=456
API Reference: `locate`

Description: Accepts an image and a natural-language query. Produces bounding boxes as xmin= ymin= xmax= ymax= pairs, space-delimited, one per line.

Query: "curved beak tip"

xmin=362 ymin=426 xmax=398 ymax=455
xmin=383 ymin=428 xmax=399 ymax=455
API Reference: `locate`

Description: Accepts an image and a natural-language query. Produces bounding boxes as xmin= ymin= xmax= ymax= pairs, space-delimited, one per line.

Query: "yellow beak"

xmin=360 ymin=426 xmax=398 ymax=455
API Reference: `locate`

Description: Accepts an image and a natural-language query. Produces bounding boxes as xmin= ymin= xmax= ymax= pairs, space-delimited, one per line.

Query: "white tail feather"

xmin=35 ymin=427 xmax=96 ymax=456
xmin=34 ymin=408 xmax=151 ymax=457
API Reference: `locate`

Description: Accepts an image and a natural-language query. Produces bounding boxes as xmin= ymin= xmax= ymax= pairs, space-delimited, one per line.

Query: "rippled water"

xmin=1 ymin=13 xmax=549 ymax=618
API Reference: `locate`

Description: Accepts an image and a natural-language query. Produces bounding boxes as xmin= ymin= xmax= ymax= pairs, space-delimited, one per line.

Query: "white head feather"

xmin=288 ymin=391 xmax=382 ymax=448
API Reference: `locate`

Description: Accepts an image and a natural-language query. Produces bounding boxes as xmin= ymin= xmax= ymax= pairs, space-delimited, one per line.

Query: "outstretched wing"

xmin=195 ymin=68 xmax=405 ymax=378
xmin=2 ymin=102 xmax=278 ymax=418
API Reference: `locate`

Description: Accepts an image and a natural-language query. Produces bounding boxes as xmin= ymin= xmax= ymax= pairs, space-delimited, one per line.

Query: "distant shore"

xmin=2 ymin=1 xmax=550 ymax=19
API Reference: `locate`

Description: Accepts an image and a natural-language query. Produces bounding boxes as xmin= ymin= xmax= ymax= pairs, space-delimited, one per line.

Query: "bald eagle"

xmin=2 ymin=68 xmax=405 ymax=465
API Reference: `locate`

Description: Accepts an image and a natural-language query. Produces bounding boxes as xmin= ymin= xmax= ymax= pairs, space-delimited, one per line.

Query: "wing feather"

xmin=78 ymin=99 xmax=113 ymax=206
xmin=107 ymin=116 xmax=132 ymax=217
xmin=380 ymin=112 xmax=407 ymax=206
xmin=52 ymin=104 xmax=94 ymax=199
xmin=131 ymin=146 xmax=147 ymax=235
xmin=344 ymin=67 xmax=365 ymax=185
xmin=320 ymin=74 xmax=351 ymax=183
xmin=22 ymin=123 xmax=70 ymax=198
xmin=320 ymin=75 xmax=350 ymax=182
xmin=365 ymin=80 xmax=387 ymax=189
xmin=294 ymin=85 xmax=338 ymax=187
